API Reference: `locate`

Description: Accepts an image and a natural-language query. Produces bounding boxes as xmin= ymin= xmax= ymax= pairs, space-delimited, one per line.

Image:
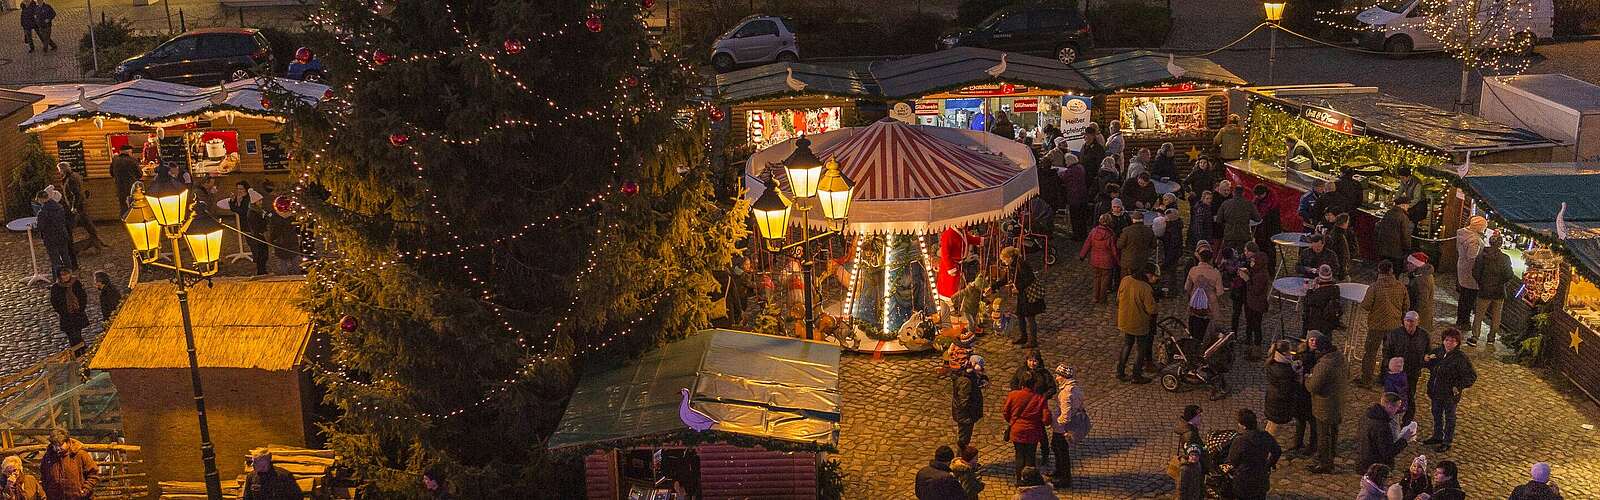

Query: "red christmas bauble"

xmin=388 ymin=133 xmax=410 ymax=146
xmin=643 ymin=0 xmax=656 ymax=9
xmin=503 ymin=38 xmax=525 ymax=55
xmin=273 ymin=195 xmax=294 ymax=214
xmin=294 ymin=47 xmax=314 ymax=64
xmin=339 ymin=315 xmax=359 ymax=332
xmin=621 ymin=181 xmax=639 ymax=195
xmin=585 ymin=13 xmax=603 ymax=32
xmin=259 ymin=97 xmax=271 ymax=109
xmin=707 ymin=106 xmax=725 ymax=122
xmin=372 ymin=49 xmax=394 ymax=66
xmin=624 ymin=75 xmax=639 ymax=87
xmin=322 ymin=89 xmax=334 ymax=100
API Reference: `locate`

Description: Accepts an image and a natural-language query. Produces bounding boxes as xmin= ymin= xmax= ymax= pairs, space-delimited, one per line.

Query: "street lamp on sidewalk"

xmin=750 ymin=137 xmax=855 ymax=340
xmin=1264 ymin=2 xmax=1285 ymax=84
xmin=122 ymin=176 xmax=226 ymax=500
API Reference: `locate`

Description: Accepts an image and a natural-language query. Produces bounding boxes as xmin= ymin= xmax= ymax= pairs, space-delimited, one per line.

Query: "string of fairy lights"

xmin=1314 ymin=0 xmax=1538 ymax=75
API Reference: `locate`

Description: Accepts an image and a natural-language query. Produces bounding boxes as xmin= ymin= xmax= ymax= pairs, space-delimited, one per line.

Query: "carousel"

xmin=743 ymin=118 xmax=1039 ymax=354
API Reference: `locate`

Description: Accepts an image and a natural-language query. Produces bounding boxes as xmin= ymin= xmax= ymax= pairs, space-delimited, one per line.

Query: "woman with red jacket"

xmin=1004 ymin=371 xmax=1053 ymax=484
xmin=1079 ymin=213 xmax=1120 ymax=303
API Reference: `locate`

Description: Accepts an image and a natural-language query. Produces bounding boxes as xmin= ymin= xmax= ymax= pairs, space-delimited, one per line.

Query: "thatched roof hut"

xmin=90 ymin=276 xmax=324 ymax=494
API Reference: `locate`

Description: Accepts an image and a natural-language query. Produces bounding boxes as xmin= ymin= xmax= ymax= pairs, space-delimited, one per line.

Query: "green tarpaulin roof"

xmin=547 ymin=329 xmax=841 ymax=452
xmin=712 ymin=62 xmax=879 ymax=104
xmin=1261 ymin=91 xmax=1556 ymax=153
xmin=870 ymin=47 xmax=1094 ymax=98
xmin=1070 ymin=50 xmax=1247 ymax=89
xmin=1462 ymin=162 xmax=1600 ymax=282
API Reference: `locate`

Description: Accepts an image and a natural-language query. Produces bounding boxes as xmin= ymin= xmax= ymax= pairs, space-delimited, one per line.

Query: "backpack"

xmin=1189 ymin=284 xmax=1211 ymax=317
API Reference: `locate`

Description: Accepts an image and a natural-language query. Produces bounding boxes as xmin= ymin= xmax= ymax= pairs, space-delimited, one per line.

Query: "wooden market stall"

xmin=19 ymin=78 xmax=327 ymax=221
xmin=1071 ymin=50 xmax=1248 ymax=174
xmin=711 ymin=62 xmax=879 ymax=152
xmin=0 ymin=88 xmax=43 ymax=211
xmin=1227 ymin=87 xmax=1558 ymax=259
xmin=873 ymin=47 xmax=1095 ymax=146
xmin=548 ymin=329 xmax=840 ymax=500
xmin=88 ymin=277 xmax=325 ymax=495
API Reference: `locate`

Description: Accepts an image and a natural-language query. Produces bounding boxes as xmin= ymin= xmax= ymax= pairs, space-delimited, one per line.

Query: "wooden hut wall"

xmin=111 ymin=368 xmax=310 ymax=490
xmin=1092 ymin=90 xmax=1229 ymax=178
xmin=1548 ymin=268 xmax=1600 ymax=404
xmin=583 ymin=450 xmax=619 ymax=500
xmin=0 ymin=106 xmax=36 ymax=211
xmin=729 ymin=96 xmax=859 ymax=150
xmin=34 ymin=117 xmax=295 ymax=221
xmin=697 ymin=444 xmax=817 ymax=499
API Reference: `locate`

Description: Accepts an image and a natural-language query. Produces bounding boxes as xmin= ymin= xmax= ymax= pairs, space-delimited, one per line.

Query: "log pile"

xmin=158 ymin=446 xmax=337 ymax=500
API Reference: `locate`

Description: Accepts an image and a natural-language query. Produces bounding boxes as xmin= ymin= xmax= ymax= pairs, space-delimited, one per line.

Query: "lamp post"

xmin=1263 ymin=2 xmax=1285 ymax=84
xmin=750 ymin=137 xmax=855 ymax=340
xmin=123 ymin=176 xmax=226 ymax=500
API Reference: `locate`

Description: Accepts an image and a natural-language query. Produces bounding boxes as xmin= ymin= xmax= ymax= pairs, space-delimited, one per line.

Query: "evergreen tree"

xmin=278 ymin=1 xmax=742 ymax=496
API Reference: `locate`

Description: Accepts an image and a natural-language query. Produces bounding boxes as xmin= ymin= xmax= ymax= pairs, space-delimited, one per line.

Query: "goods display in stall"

xmin=742 ymin=119 xmax=1038 ymax=353
xmin=747 ymin=106 xmax=841 ymax=149
xmin=711 ymin=62 xmax=877 ymax=151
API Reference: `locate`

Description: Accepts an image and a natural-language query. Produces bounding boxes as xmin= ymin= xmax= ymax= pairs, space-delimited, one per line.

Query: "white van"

xmin=1355 ymin=0 xmax=1553 ymax=56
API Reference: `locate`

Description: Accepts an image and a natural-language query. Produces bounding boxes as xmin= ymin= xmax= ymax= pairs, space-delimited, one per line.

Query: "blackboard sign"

xmin=55 ymin=141 xmax=86 ymax=176
xmin=158 ymin=136 xmax=187 ymax=170
xmin=260 ymin=133 xmax=287 ymax=171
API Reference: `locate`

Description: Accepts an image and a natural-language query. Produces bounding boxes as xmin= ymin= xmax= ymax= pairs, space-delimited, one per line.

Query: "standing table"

xmin=1271 ymin=232 xmax=1312 ymax=278
xmin=6 ymin=217 xmax=51 ymax=286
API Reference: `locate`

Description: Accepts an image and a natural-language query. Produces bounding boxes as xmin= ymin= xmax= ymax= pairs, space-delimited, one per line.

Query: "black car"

xmin=115 ymin=28 xmax=273 ymax=85
xmin=939 ymin=6 xmax=1093 ymax=64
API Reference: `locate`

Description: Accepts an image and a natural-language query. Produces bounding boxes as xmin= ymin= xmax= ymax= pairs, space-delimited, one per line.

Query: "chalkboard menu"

xmin=158 ymin=136 xmax=187 ymax=170
xmin=55 ymin=141 xmax=86 ymax=176
xmin=260 ymin=133 xmax=287 ymax=171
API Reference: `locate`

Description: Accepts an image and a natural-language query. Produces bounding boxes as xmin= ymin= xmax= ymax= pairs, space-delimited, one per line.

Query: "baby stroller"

xmin=1154 ymin=317 xmax=1235 ymax=398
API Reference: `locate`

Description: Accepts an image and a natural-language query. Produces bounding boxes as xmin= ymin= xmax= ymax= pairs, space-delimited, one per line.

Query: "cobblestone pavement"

xmin=837 ymin=240 xmax=1600 ymax=499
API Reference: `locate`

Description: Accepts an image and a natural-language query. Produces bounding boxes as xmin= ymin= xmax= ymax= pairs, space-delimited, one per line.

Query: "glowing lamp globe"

xmin=122 ymin=196 xmax=162 ymax=253
xmin=182 ymin=216 xmax=226 ymax=266
xmin=782 ymin=136 xmax=825 ymax=198
xmin=1263 ymin=2 xmax=1285 ymax=22
xmin=751 ymin=179 xmax=792 ymax=241
xmin=142 ymin=176 xmax=191 ymax=227
xmin=815 ymin=157 xmax=855 ymax=221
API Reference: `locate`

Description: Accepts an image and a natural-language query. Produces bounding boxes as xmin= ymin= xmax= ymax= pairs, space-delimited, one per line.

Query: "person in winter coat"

xmin=1357 ymin=464 xmax=1394 ymax=500
xmin=1360 ymin=261 xmax=1410 ymax=386
xmin=1423 ymin=328 xmax=1475 ymax=453
xmin=1455 ymin=216 xmax=1487 ymax=327
xmin=1189 ymin=190 xmax=1218 ymax=249
xmin=1508 ymin=462 xmax=1563 ymax=500
xmin=1174 ymin=405 xmax=1207 ymax=474
xmin=1185 ymin=248 xmax=1223 ymax=337
xmin=1048 ymin=365 xmax=1087 ymax=489
xmin=20 ymin=0 xmax=39 ymax=52
xmin=1295 ymin=234 xmax=1340 ymax=279
xmin=24 ymin=0 xmax=56 ymax=52
xmin=1329 ymin=167 xmax=1365 ymax=218
xmin=1303 ymin=266 xmax=1343 ymax=335
xmin=1011 ymin=350 xmax=1057 ymax=465
xmin=951 ymin=356 xmax=985 ymax=451
xmin=914 ymin=446 xmax=967 ymax=500
xmin=242 ymin=452 xmax=303 ymax=500
xmin=33 ymin=190 xmax=73 ymax=277
xmin=93 ymin=271 xmax=122 ymax=322
xmin=1383 ymin=311 xmax=1430 ymax=423
xmin=1125 ymin=148 xmax=1151 ymax=183
xmin=1250 ymin=185 xmax=1282 ymax=257
xmin=1226 ymin=409 xmax=1282 ymax=500
xmin=110 ymin=145 xmax=141 ymax=215
xmin=1357 ymin=392 xmax=1413 ymax=474
xmin=1399 ymin=454 xmax=1432 ymax=500
xmin=1298 ymin=181 xmax=1326 ymax=228
xmin=0 ymin=455 xmax=44 ymax=500
xmin=1116 ymin=266 xmax=1158 ymax=383
xmin=220 ymin=180 xmax=269 ymax=275
xmin=1327 ymin=213 xmax=1357 ymax=280
xmin=1152 ymin=142 xmax=1178 ymax=179
xmin=991 ymin=112 xmax=1016 ymax=140
xmin=1011 ymin=467 xmax=1057 ymax=500
xmin=1174 ymin=444 xmax=1206 ymax=500
xmin=1303 ymin=332 xmax=1347 ymax=474
xmin=39 ymin=429 xmax=96 ymax=500
xmin=1263 ymin=340 xmax=1313 ymax=453
xmin=1158 ymin=208 xmax=1185 ymax=288
xmin=1183 ymin=158 xmax=1218 ymax=209
xmin=949 ymin=446 xmax=984 ymax=500
xmin=421 ymin=465 xmax=455 ymax=500
xmin=1080 ymin=214 xmax=1119 ymax=303
xmin=1058 ymin=152 xmax=1091 ymax=240
xmin=1004 ymin=374 xmax=1052 ymax=482
xmin=1376 ymin=197 xmax=1415 ymax=270
xmin=1116 ymin=211 xmax=1155 ymax=278
xmin=1214 ymin=114 xmax=1246 ymax=161
xmin=1093 ymin=181 xmax=1120 ymax=221
xmin=1079 ymin=124 xmax=1106 ymax=188
xmin=1471 ymin=235 xmax=1514 ymax=347
xmin=1217 ymin=185 xmax=1260 ymax=254
xmin=1121 ymin=173 xmax=1158 ymax=209
xmin=1242 ymin=250 xmax=1272 ymax=350
xmin=1430 ymin=461 xmax=1466 ymax=500
xmin=49 ymin=269 xmax=89 ymax=357
xmin=1105 ymin=120 xmax=1125 ymax=167
xmin=993 ymin=247 xmax=1044 ymax=347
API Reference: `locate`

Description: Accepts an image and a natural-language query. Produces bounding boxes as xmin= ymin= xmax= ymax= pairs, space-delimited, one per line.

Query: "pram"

xmin=1153 ymin=317 xmax=1235 ymax=397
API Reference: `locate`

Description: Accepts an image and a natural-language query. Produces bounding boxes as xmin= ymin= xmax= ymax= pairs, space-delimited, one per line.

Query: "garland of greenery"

xmin=547 ymin=428 xmax=837 ymax=459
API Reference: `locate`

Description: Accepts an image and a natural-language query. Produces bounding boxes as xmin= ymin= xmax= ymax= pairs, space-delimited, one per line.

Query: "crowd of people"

xmin=913 ymin=115 xmax=1569 ymax=499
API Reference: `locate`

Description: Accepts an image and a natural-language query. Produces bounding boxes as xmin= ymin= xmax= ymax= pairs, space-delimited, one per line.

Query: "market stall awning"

xmin=1464 ymin=163 xmax=1600 ymax=237
xmin=21 ymin=77 xmax=328 ymax=133
xmin=1259 ymin=90 xmax=1556 ymax=154
xmin=547 ymin=329 xmax=840 ymax=453
xmin=1070 ymin=50 xmax=1247 ymax=90
xmin=869 ymin=47 xmax=1094 ymax=98
xmin=712 ymin=62 xmax=878 ymax=104
xmin=1567 ymin=239 xmax=1600 ymax=283
xmin=744 ymin=118 xmax=1038 ymax=234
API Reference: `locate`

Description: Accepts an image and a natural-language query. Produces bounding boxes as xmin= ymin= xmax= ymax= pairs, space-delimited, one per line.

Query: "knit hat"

xmin=1407 ymin=252 xmax=1428 ymax=270
xmin=1411 ymin=454 xmax=1430 ymax=473
xmin=1404 ymin=311 xmax=1419 ymax=321
xmin=1111 ymin=198 xmax=1124 ymax=209
xmin=1316 ymin=264 xmax=1335 ymax=282
xmin=968 ymin=355 xmax=985 ymax=371
xmin=1063 ymin=152 xmax=1080 ymax=166
xmin=1181 ymin=404 xmax=1202 ymax=421
xmin=1469 ymin=215 xmax=1488 ymax=231
xmin=1054 ymin=364 xmax=1075 ymax=379
xmin=1531 ymin=462 xmax=1551 ymax=483
xmin=1185 ymin=444 xmax=1203 ymax=457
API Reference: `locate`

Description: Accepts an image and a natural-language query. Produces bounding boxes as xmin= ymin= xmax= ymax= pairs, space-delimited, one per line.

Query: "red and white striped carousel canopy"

xmin=745 ymin=118 xmax=1038 ymax=235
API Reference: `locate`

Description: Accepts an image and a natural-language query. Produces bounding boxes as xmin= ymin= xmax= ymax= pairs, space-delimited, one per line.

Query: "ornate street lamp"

xmin=1264 ymin=2 xmax=1286 ymax=84
xmin=816 ymin=158 xmax=855 ymax=222
xmin=752 ymin=140 xmax=856 ymax=340
xmin=122 ymin=175 xmax=225 ymax=500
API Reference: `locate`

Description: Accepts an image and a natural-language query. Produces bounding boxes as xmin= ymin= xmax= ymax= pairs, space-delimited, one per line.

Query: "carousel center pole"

xmin=800 ymin=205 xmax=816 ymax=341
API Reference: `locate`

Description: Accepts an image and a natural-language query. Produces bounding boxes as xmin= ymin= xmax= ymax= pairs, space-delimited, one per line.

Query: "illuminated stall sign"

xmin=747 ymin=107 xmax=842 ymax=149
xmin=951 ymin=83 xmax=1028 ymax=96
xmin=1301 ymin=106 xmax=1365 ymax=136
xmin=914 ymin=100 xmax=941 ymax=115
xmin=1011 ymin=98 xmax=1039 ymax=113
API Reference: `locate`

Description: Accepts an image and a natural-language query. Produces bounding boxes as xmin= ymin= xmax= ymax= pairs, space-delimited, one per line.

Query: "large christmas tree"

xmin=279 ymin=0 xmax=743 ymax=496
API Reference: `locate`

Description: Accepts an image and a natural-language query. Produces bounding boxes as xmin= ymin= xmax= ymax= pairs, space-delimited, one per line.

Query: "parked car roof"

xmin=178 ymin=27 xmax=261 ymax=36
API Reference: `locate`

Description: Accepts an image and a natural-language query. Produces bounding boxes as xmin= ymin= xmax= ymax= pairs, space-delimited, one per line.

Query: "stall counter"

xmin=1225 ymin=159 xmax=1382 ymax=259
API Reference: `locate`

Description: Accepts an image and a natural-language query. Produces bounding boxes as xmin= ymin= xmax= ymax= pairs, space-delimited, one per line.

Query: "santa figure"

xmin=937 ymin=227 xmax=982 ymax=299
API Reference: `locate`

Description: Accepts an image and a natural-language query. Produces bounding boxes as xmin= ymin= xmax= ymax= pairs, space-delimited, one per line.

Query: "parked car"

xmin=114 ymin=28 xmax=273 ymax=85
xmin=1355 ymin=0 xmax=1552 ymax=56
xmin=939 ymin=6 xmax=1093 ymax=64
xmin=711 ymin=15 xmax=799 ymax=73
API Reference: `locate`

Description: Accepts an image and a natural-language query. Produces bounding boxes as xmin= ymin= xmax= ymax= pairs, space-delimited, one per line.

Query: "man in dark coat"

xmin=20 ymin=0 xmax=39 ymax=52
xmin=39 ymin=429 xmax=97 ymax=500
xmin=55 ymin=164 xmax=105 ymax=250
xmin=1116 ymin=211 xmax=1155 ymax=277
xmin=1431 ymin=461 xmax=1466 ymax=500
xmin=1225 ymin=409 xmax=1281 ymax=500
xmin=1295 ymin=235 xmax=1340 ymax=278
xmin=1375 ymin=197 xmax=1414 ymax=271
xmin=1382 ymin=311 xmax=1430 ymax=424
xmin=110 ymin=145 xmax=141 ymax=215
xmin=48 ymin=268 xmax=88 ymax=357
xmin=1423 ymin=328 xmax=1475 ymax=452
xmin=29 ymin=1 xmax=55 ymax=51
xmin=33 ymin=190 xmax=73 ymax=276
xmin=951 ymin=357 xmax=984 ymax=451
xmin=1357 ymin=392 xmax=1412 ymax=474
xmin=242 ymin=452 xmax=302 ymax=500
xmin=1508 ymin=462 xmax=1562 ymax=500
xmin=1302 ymin=332 xmax=1347 ymax=474
xmin=1470 ymin=236 xmax=1514 ymax=347
xmin=1182 ymin=158 xmax=1217 ymax=211
xmin=1216 ymin=185 xmax=1260 ymax=255
xmin=1263 ymin=340 xmax=1312 ymax=453
xmin=914 ymin=446 xmax=965 ymax=499
xmin=1327 ymin=168 xmax=1364 ymax=217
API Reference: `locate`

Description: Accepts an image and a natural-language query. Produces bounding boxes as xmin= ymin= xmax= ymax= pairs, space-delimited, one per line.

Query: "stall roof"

xmin=1568 ymin=239 xmax=1600 ymax=283
xmin=1070 ymin=50 xmax=1247 ymax=90
xmin=0 ymin=89 xmax=43 ymax=118
xmin=1486 ymin=74 xmax=1600 ymax=113
xmin=712 ymin=62 xmax=878 ymax=104
xmin=869 ymin=47 xmax=1094 ymax=98
xmin=548 ymin=329 xmax=840 ymax=452
xmin=1257 ymin=90 xmax=1556 ymax=154
xmin=21 ymin=78 xmax=328 ymax=132
xmin=1463 ymin=162 xmax=1600 ymax=282
xmin=90 ymin=277 xmax=311 ymax=371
